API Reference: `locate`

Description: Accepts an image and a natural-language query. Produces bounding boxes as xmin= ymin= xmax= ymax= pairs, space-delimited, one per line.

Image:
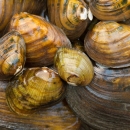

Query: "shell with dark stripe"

xmin=9 ymin=12 xmax=72 ymax=67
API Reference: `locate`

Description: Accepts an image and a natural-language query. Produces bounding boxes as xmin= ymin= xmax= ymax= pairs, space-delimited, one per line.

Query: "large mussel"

xmin=0 ymin=31 xmax=26 ymax=80
xmin=0 ymin=0 xmax=47 ymax=35
xmin=89 ymin=0 xmax=130 ymax=21
xmin=54 ymin=47 xmax=94 ymax=86
xmin=84 ymin=21 xmax=130 ymax=68
xmin=6 ymin=67 xmax=66 ymax=116
xmin=9 ymin=12 xmax=72 ymax=67
xmin=47 ymin=0 xmax=92 ymax=40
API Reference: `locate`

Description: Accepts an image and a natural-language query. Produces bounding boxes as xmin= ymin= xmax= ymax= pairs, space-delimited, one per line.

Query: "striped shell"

xmin=54 ymin=47 xmax=94 ymax=86
xmin=84 ymin=21 xmax=130 ymax=68
xmin=6 ymin=67 xmax=66 ymax=116
xmin=47 ymin=0 xmax=91 ymax=40
xmin=0 ymin=31 xmax=26 ymax=80
xmin=89 ymin=0 xmax=130 ymax=21
xmin=0 ymin=0 xmax=46 ymax=34
xmin=9 ymin=12 xmax=72 ymax=67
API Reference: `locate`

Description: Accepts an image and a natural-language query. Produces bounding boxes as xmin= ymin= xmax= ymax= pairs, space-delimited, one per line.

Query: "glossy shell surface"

xmin=6 ymin=67 xmax=66 ymax=116
xmin=0 ymin=31 xmax=26 ymax=80
xmin=89 ymin=0 xmax=130 ymax=21
xmin=54 ymin=47 xmax=94 ymax=86
xmin=47 ymin=0 xmax=91 ymax=40
xmin=66 ymin=63 xmax=130 ymax=130
xmin=9 ymin=12 xmax=72 ymax=67
xmin=0 ymin=0 xmax=46 ymax=34
xmin=84 ymin=21 xmax=130 ymax=68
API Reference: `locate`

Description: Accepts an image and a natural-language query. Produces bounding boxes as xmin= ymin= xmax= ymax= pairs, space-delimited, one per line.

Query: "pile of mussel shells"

xmin=1 ymin=0 xmax=130 ymax=130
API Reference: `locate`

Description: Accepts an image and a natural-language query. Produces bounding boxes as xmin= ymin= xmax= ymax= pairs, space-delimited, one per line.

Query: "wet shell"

xmin=89 ymin=0 xmax=130 ymax=21
xmin=0 ymin=0 xmax=46 ymax=34
xmin=84 ymin=21 xmax=130 ymax=68
xmin=6 ymin=67 xmax=66 ymax=116
xmin=47 ymin=0 xmax=92 ymax=40
xmin=66 ymin=63 xmax=130 ymax=130
xmin=9 ymin=12 xmax=72 ymax=67
xmin=54 ymin=47 xmax=94 ymax=86
xmin=0 ymin=31 xmax=26 ymax=80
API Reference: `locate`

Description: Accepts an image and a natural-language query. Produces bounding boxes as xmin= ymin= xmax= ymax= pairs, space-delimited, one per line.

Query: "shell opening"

xmin=77 ymin=6 xmax=87 ymax=20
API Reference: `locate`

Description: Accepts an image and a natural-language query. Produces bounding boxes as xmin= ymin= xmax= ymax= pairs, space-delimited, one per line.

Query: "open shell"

xmin=6 ymin=67 xmax=66 ymax=116
xmin=0 ymin=31 xmax=26 ymax=80
xmin=9 ymin=12 xmax=72 ymax=67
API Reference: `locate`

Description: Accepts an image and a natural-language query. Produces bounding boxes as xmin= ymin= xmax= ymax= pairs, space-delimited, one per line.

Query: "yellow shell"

xmin=0 ymin=31 xmax=26 ymax=80
xmin=54 ymin=47 xmax=94 ymax=86
xmin=9 ymin=12 xmax=72 ymax=67
xmin=47 ymin=0 xmax=91 ymax=40
xmin=6 ymin=67 xmax=66 ymax=116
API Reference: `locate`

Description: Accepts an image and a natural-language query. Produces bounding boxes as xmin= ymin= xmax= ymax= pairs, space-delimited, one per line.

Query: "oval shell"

xmin=66 ymin=63 xmax=130 ymax=130
xmin=89 ymin=0 xmax=130 ymax=21
xmin=0 ymin=0 xmax=46 ymax=34
xmin=9 ymin=12 xmax=72 ymax=67
xmin=6 ymin=67 xmax=66 ymax=116
xmin=54 ymin=47 xmax=94 ymax=86
xmin=84 ymin=21 xmax=130 ymax=68
xmin=0 ymin=31 xmax=26 ymax=80
xmin=47 ymin=0 xmax=91 ymax=40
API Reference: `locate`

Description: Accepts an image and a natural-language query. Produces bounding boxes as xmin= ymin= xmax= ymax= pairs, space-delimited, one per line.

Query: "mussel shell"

xmin=54 ymin=47 xmax=94 ymax=86
xmin=84 ymin=21 xmax=130 ymax=68
xmin=47 ymin=0 xmax=90 ymax=40
xmin=89 ymin=0 xmax=130 ymax=21
xmin=0 ymin=0 xmax=47 ymax=35
xmin=6 ymin=67 xmax=66 ymax=116
xmin=9 ymin=12 xmax=72 ymax=67
xmin=66 ymin=63 xmax=130 ymax=130
xmin=0 ymin=31 xmax=26 ymax=80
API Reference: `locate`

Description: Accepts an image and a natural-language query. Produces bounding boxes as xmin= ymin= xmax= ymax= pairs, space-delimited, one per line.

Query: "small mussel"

xmin=6 ymin=67 xmax=66 ymax=116
xmin=0 ymin=31 xmax=26 ymax=80
xmin=9 ymin=12 xmax=71 ymax=67
xmin=54 ymin=47 xmax=94 ymax=86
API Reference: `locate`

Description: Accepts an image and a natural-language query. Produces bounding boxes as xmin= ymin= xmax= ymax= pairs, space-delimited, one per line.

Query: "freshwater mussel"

xmin=89 ymin=0 xmax=130 ymax=21
xmin=47 ymin=0 xmax=93 ymax=40
xmin=9 ymin=12 xmax=72 ymax=67
xmin=54 ymin=47 xmax=94 ymax=86
xmin=84 ymin=21 xmax=130 ymax=68
xmin=0 ymin=31 xmax=26 ymax=80
xmin=6 ymin=67 xmax=66 ymax=116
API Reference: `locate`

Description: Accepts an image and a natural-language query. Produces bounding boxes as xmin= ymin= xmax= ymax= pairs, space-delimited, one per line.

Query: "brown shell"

xmin=6 ymin=67 xmax=66 ymax=116
xmin=9 ymin=12 xmax=72 ymax=67
xmin=54 ymin=47 xmax=94 ymax=86
xmin=47 ymin=0 xmax=90 ymax=40
xmin=0 ymin=31 xmax=26 ymax=80
xmin=66 ymin=63 xmax=130 ymax=130
xmin=0 ymin=0 xmax=46 ymax=35
xmin=89 ymin=0 xmax=130 ymax=21
xmin=84 ymin=21 xmax=130 ymax=68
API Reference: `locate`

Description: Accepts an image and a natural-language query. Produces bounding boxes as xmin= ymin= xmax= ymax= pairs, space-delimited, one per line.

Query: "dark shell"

xmin=0 ymin=31 xmax=26 ymax=80
xmin=54 ymin=47 xmax=94 ymax=86
xmin=84 ymin=21 xmax=130 ymax=68
xmin=0 ymin=0 xmax=46 ymax=35
xmin=89 ymin=0 xmax=130 ymax=21
xmin=66 ymin=63 xmax=130 ymax=130
xmin=9 ymin=12 xmax=72 ymax=67
xmin=47 ymin=0 xmax=90 ymax=40
xmin=6 ymin=67 xmax=66 ymax=116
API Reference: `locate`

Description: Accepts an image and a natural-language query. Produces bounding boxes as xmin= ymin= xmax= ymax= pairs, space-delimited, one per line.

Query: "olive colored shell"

xmin=47 ymin=0 xmax=90 ymax=40
xmin=84 ymin=21 xmax=130 ymax=68
xmin=0 ymin=0 xmax=46 ymax=34
xmin=0 ymin=31 xmax=26 ymax=80
xmin=9 ymin=12 xmax=72 ymax=67
xmin=66 ymin=63 xmax=130 ymax=130
xmin=6 ymin=67 xmax=66 ymax=116
xmin=54 ymin=47 xmax=94 ymax=86
xmin=89 ymin=0 xmax=130 ymax=21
